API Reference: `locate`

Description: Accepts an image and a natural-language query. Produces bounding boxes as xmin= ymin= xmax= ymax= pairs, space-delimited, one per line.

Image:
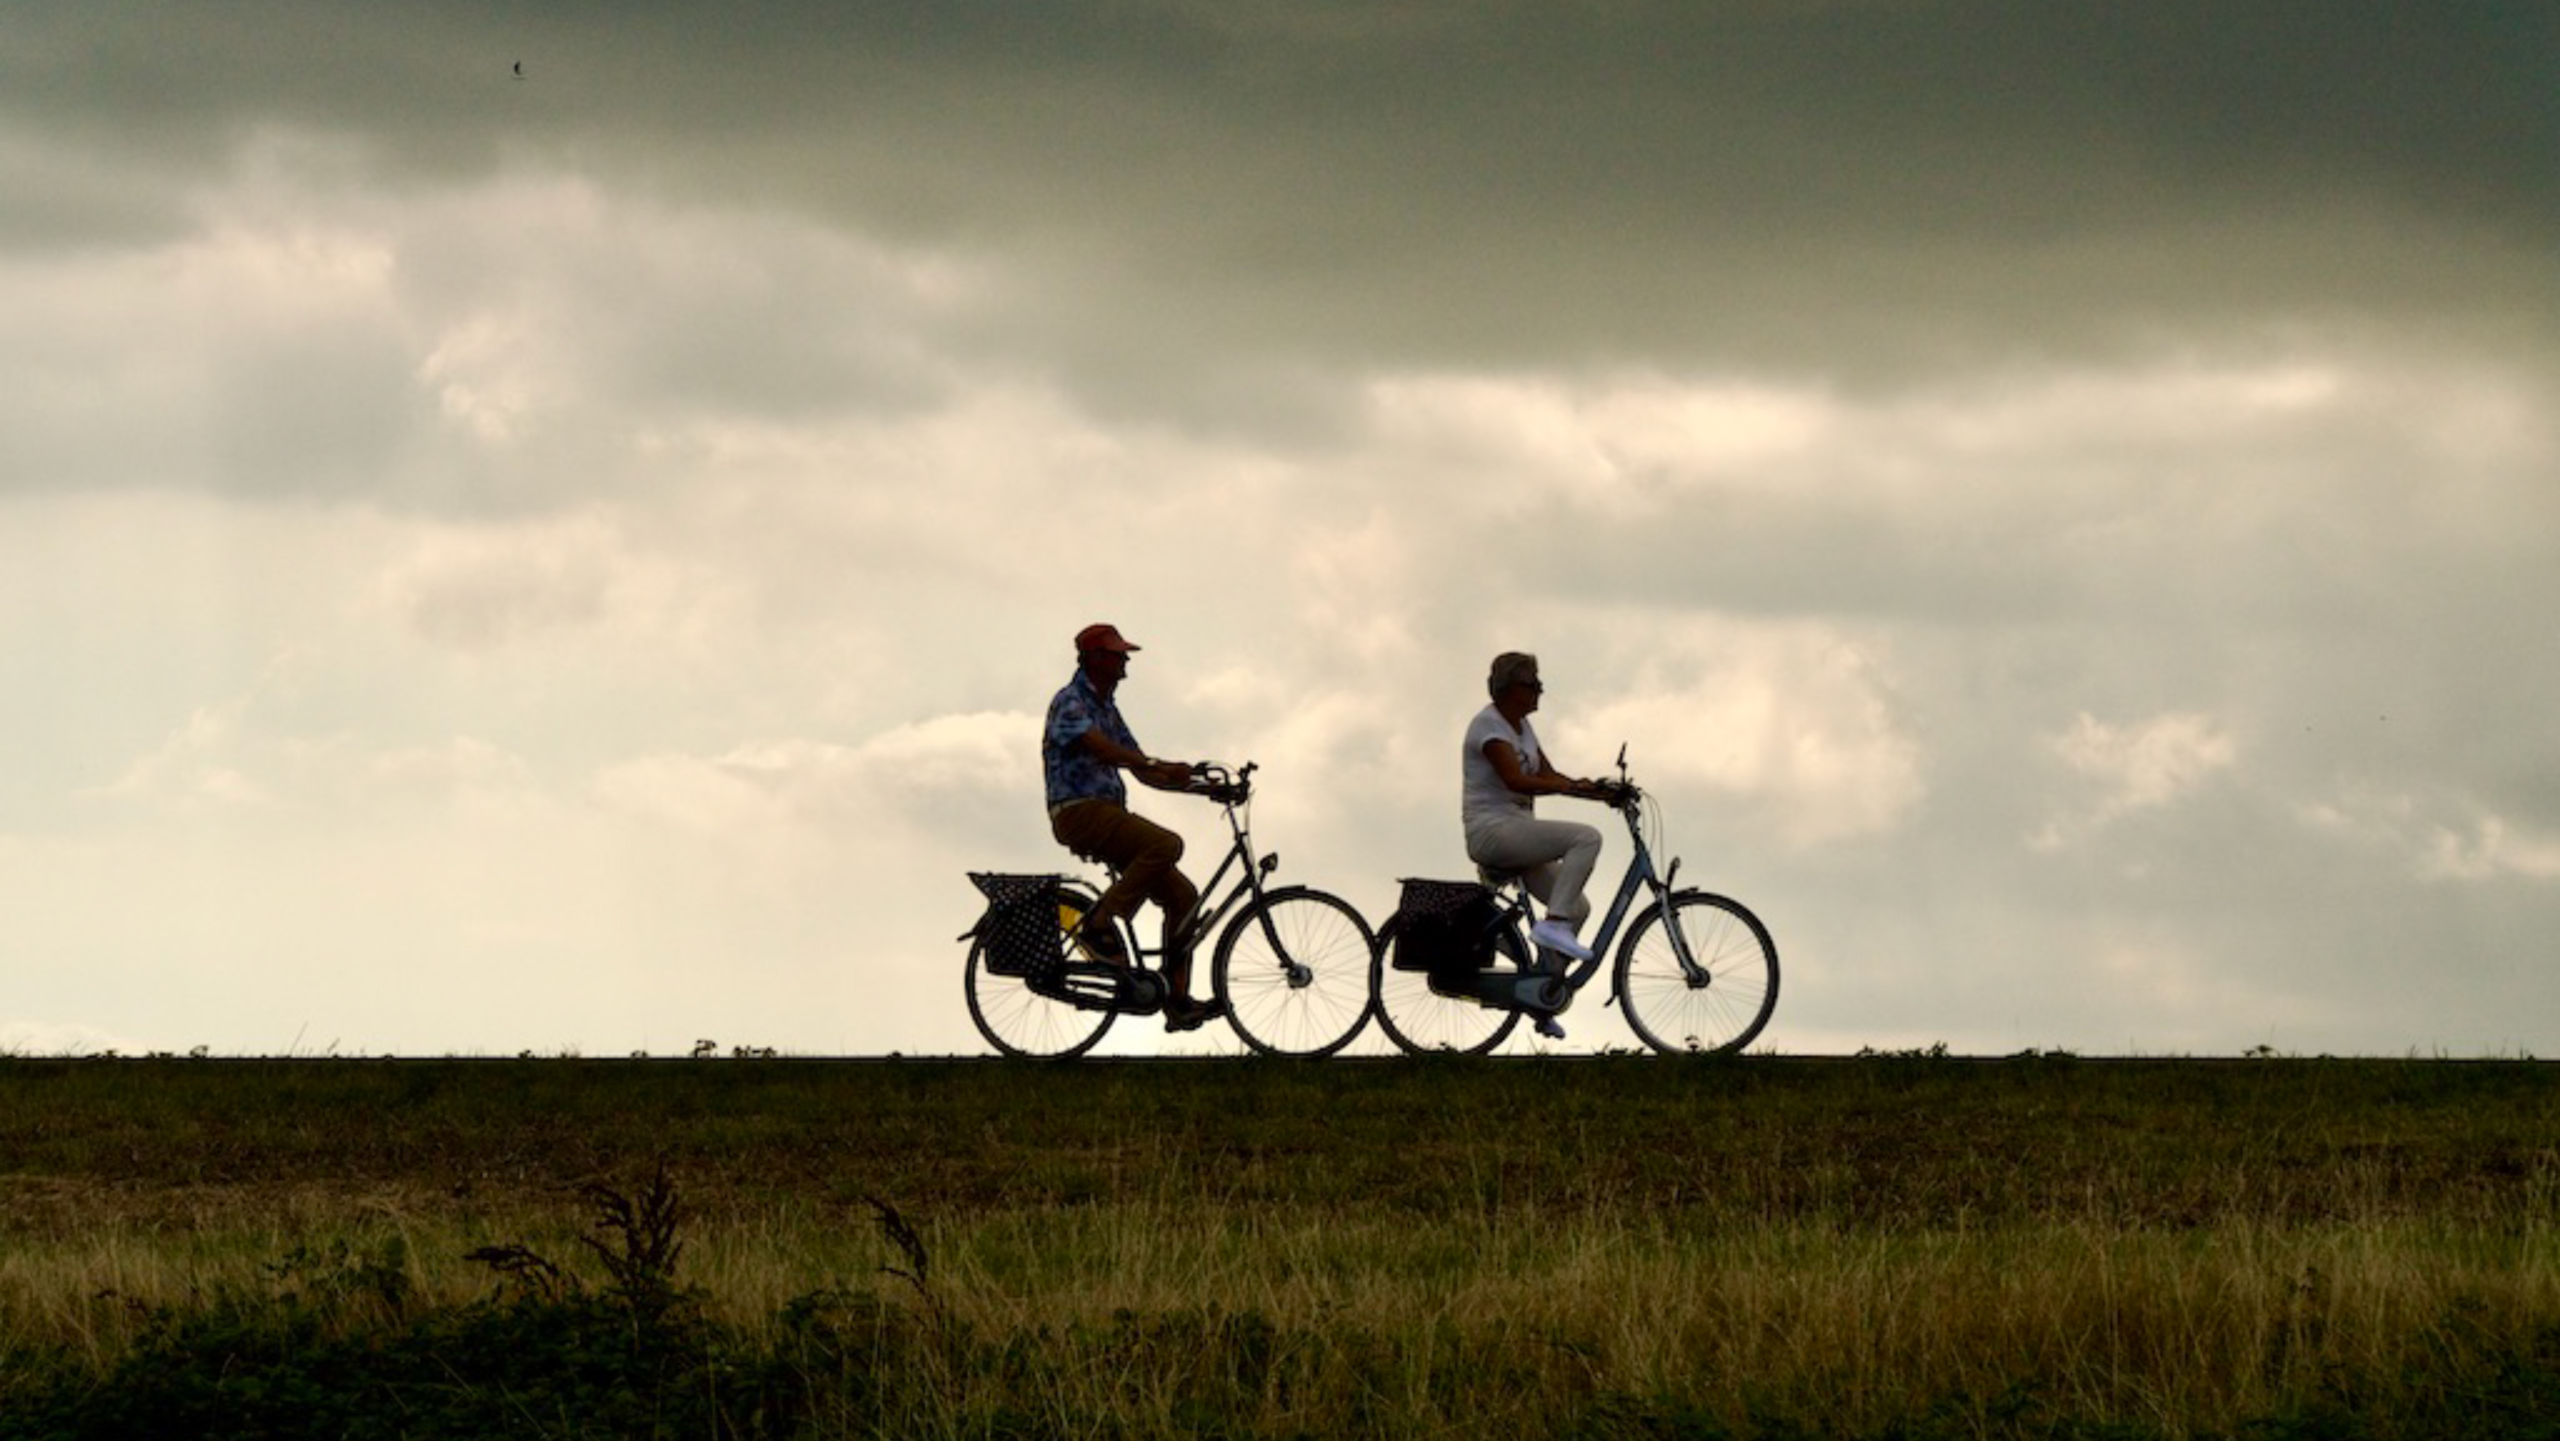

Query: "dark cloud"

xmin=14 ymin=2 xmax=2551 ymax=348
xmin=7 ymin=0 xmax=2549 ymax=506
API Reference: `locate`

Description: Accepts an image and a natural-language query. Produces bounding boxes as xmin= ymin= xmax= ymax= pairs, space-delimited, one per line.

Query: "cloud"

xmin=2034 ymin=711 xmax=2237 ymax=850
xmin=11 ymin=0 xmax=2548 ymax=450
xmin=0 ymin=206 xmax=424 ymax=498
xmin=2301 ymin=788 xmax=2560 ymax=885
xmin=596 ymin=712 xmax=1034 ymax=858
xmin=2054 ymin=711 xmax=2238 ymax=815
xmin=1367 ymin=373 xmax=1837 ymax=513
xmin=96 ymin=701 xmax=270 ymax=809
xmin=95 ymin=694 xmax=543 ymax=821
xmin=1558 ymin=624 xmax=1926 ymax=850
xmin=372 ymin=511 xmax=735 ymax=651
xmin=2424 ymin=817 xmax=2560 ymax=883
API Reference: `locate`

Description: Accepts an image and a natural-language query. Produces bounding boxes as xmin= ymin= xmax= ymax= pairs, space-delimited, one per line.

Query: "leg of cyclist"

xmin=1051 ymin=800 xmax=1215 ymax=1027
xmin=1464 ymin=815 xmax=1601 ymax=1041
xmin=1465 ymin=814 xmax=1602 ymax=961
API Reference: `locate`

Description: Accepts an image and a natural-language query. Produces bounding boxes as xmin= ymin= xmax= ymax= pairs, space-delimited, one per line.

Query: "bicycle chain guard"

xmin=1428 ymin=966 xmax=1568 ymax=1014
xmin=1032 ymin=962 xmax=1170 ymax=1015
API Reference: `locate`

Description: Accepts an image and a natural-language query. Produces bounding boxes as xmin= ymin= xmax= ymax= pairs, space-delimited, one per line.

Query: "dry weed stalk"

xmin=580 ymin=1163 xmax=686 ymax=1310
xmin=867 ymin=1193 xmax=948 ymax=1329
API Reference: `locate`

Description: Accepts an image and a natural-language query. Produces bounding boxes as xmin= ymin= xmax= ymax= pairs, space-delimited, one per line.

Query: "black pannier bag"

xmin=1391 ymin=878 xmax=1499 ymax=987
xmin=965 ymin=873 xmax=1068 ymax=981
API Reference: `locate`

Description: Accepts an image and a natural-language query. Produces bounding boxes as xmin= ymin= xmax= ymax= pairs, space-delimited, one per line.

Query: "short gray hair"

xmin=1486 ymin=652 xmax=1540 ymax=698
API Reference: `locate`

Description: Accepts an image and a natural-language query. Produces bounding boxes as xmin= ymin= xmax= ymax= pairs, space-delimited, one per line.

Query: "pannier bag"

xmin=1391 ymin=878 xmax=1499 ymax=983
xmin=965 ymin=873 xmax=1069 ymax=981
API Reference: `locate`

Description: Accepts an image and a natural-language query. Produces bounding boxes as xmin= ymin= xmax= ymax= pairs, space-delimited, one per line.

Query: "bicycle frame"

xmin=1487 ymin=776 xmax=1704 ymax=1009
xmin=1109 ymin=764 xmax=1284 ymax=967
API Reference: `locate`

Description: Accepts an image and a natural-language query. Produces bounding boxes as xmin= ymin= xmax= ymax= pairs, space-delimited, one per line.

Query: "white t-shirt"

xmin=1462 ymin=704 xmax=1541 ymax=828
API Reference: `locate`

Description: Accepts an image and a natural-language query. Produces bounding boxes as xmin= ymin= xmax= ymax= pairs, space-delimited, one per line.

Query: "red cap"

xmin=1075 ymin=622 xmax=1141 ymax=655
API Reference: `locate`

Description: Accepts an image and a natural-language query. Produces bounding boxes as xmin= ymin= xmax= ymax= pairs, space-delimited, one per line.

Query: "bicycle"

xmin=1369 ymin=749 xmax=1780 ymax=1055
xmin=962 ymin=763 xmax=1377 ymax=1059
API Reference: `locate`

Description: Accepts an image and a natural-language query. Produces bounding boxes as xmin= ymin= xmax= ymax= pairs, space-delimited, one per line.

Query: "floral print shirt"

xmin=1043 ymin=668 xmax=1141 ymax=810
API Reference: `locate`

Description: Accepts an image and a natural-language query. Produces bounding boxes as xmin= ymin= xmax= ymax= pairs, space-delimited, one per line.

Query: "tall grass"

xmin=2 ymin=1055 xmax=2555 ymax=1437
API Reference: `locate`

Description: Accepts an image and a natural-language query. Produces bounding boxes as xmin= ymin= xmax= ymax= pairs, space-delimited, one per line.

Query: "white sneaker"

xmin=1529 ymin=919 xmax=1594 ymax=962
xmin=1534 ymin=1015 xmax=1568 ymax=1040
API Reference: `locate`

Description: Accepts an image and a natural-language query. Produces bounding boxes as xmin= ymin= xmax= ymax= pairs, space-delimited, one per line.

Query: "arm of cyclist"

xmin=1074 ymin=727 xmax=1199 ymax=791
xmin=1484 ymin=739 xmax=1621 ymax=804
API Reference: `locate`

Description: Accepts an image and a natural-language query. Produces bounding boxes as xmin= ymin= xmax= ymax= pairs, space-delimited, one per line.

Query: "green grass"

xmin=1 ymin=1055 xmax=2555 ymax=1437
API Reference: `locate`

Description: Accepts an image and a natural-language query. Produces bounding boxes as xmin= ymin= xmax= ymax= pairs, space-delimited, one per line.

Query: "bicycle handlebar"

xmin=1186 ymin=760 xmax=1255 ymax=807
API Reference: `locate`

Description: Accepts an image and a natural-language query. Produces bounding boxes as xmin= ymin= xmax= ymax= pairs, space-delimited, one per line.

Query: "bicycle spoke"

xmin=1615 ymin=893 xmax=1779 ymax=1056
xmin=1216 ymin=889 xmax=1373 ymax=1058
xmin=965 ymin=883 xmax=1118 ymax=1059
xmin=1370 ymin=920 xmax=1525 ymax=1055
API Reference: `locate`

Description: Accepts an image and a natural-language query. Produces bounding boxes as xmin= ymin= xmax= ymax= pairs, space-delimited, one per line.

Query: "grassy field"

xmin=0 ymin=1054 xmax=2555 ymax=1438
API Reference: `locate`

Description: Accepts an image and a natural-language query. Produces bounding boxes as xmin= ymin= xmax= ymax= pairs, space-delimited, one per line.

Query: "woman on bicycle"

xmin=1462 ymin=653 xmax=1622 ymax=996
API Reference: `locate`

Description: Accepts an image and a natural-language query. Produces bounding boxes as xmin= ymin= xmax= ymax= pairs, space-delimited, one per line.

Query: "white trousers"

xmin=1464 ymin=812 xmax=1603 ymax=925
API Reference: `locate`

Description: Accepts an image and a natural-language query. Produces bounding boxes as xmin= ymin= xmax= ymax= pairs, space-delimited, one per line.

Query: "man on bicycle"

xmin=1043 ymin=623 xmax=1224 ymax=1032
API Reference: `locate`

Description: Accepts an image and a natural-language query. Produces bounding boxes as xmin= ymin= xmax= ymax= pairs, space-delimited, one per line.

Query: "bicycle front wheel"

xmin=965 ymin=882 xmax=1122 ymax=1059
xmin=1615 ymin=891 xmax=1779 ymax=1055
xmin=1213 ymin=887 xmax=1375 ymax=1058
xmin=1369 ymin=916 xmax=1527 ymax=1056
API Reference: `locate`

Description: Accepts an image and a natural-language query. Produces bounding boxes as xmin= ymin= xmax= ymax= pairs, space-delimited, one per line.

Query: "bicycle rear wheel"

xmin=965 ymin=881 xmax=1122 ymax=1059
xmin=1615 ymin=891 xmax=1778 ymax=1055
xmin=1369 ymin=916 xmax=1527 ymax=1056
xmin=1212 ymin=886 xmax=1374 ymax=1058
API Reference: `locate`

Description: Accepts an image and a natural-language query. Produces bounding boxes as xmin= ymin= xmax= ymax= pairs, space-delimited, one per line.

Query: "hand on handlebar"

xmin=1579 ymin=778 xmax=1638 ymax=808
xmin=1183 ymin=761 xmax=1251 ymax=806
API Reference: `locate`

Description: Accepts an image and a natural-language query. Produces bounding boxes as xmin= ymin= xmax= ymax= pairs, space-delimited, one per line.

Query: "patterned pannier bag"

xmin=1390 ymin=878 xmax=1499 ymax=984
xmin=965 ymin=873 xmax=1071 ymax=982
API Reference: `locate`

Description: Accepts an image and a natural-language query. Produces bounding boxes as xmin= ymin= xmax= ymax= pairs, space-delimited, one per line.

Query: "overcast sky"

xmin=4 ymin=0 xmax=2553 ymax=1057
